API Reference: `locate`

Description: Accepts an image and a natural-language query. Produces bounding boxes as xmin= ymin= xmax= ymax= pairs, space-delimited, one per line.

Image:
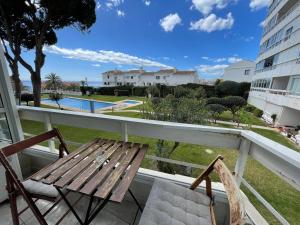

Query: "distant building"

xmin=102 ymin=69 xmax=199 ymax=87
xmin=222 ymin=60 xmax=255 ymax=83
xmin=248 ymin=0 xmax=300 ymax=126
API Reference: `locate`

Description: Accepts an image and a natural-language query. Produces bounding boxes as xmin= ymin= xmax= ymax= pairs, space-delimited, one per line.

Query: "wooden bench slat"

xmin=30 ymin=139 xmax=101 ymax=181
xmin=54 ymin=141 xmax=123 ymax=188
xmin=110 ymin=144 xmax=148 ymax=202
xmin=43 ymin=140 xmax=114 ymax=184
xmin=94 ymin=144 xmax=140 ymax=199
xmin=79 ymin=143 xmax=132 ymax=195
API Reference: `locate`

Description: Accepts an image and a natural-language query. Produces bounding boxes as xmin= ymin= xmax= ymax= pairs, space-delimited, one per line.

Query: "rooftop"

xmin=102 ymin=69 xmax=197 ymax=76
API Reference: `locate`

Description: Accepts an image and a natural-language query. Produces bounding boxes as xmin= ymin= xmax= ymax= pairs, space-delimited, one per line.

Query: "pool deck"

xmin=41 ymin=96 xmax=143 ymax=113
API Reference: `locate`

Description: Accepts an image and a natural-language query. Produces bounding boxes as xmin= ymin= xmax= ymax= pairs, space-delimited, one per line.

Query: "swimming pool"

xmin=42 ymin=97 xmax=117 ymax=110
xmin=122 ymin=100 xmax=140 ymax=104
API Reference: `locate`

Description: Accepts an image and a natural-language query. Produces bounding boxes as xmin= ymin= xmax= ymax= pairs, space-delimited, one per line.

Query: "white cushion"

xmin=22 ymin=179 xmax=59 ymax=199
xmin=139 ymin=179 xmax=212 ymax=225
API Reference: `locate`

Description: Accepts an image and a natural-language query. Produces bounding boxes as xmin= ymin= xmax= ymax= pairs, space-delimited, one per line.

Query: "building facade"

xmin=102 ymin=69 xmax=199 ymax=87
xmin=248 ymin=0 xmax=300 ymax=126
xmin=222 ymin=60 xmax=255 ymax=83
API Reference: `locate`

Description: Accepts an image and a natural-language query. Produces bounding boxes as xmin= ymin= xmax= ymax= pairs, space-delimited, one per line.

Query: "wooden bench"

xmin=138 ymin=156 xmax=247 ymax=225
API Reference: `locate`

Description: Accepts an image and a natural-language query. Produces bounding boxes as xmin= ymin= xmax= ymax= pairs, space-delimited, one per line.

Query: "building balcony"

xmin=249 ymin=87 xmax=300 ymax=110
xmin=258 ymin=25 xmax=300 ymax=60
xmin=0 ymin=106 xmax=299 ymax=224
xmin=262 ymin=0 xmax=300 ymax=41
xmin=255 ymin=58 xmax=300 ymax=78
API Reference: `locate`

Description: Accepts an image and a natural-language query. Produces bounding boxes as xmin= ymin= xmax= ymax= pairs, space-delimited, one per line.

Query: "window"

xmin=104 ymin=82 xmax=107 ymax=85
xmin=131 ymin=76 xmax=133 ymax=79
xmin=244 ymin=69 xmax=250 ymax=75
xmin=156 ymin=76 xmax=160 ymax=80
xmin=107 ymin=75 xmax=110 ymax=79
xmin=284 ymin=26 xmax=293 ymax=41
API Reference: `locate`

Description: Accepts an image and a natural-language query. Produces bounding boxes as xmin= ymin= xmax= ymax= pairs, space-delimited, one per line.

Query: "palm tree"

xmin=45 ymin=73 xmax=63 ymax=91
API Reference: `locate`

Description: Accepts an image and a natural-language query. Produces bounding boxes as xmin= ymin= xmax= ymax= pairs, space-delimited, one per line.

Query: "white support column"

xmin=44 ymin=113 xmax=55 ymax=152
xmin=121 ymin=122 xmax=128 ymax=142
xmin=235 ymin=138 xmax=251 ymax=186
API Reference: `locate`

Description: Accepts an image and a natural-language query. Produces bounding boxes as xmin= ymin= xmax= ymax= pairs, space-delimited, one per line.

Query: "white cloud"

xmin=191 ymin=0 xmax=229 ymax=15
xmin=106 ymin=0 xmax=124 ymax=8
xmin=249 ymin=0 xmax=271 ymax=10
xmin=159 ymin=13 xmax=182 ymax=32
xmin=259 ymin=19 xmax=266 ymax=27
xmin=202 ymin=56 xmax=242 ymax=63
xmin=190 ymin=13 xmax=234 ymax=32
xmin=44 ymin=45 xmax=172 ymax=69
xmin=228 ymin=56 xmax=242 ymax=63
xmin=197 ymin=64 xmax=229 ymax=76
xmin=144 ymin=0 xmax=151 ymax=6
xmin=184 ymin=55 xmax=188 ymax=59
xmin=96 ymin=1 xmax=101 ymax=10
xmin=244 ymin=36 xmax=254 ymax=42
xmin=117 ymin=10 xmax=125 ymax=17
xmin=92 ymin=64 xmax=101 ymax=67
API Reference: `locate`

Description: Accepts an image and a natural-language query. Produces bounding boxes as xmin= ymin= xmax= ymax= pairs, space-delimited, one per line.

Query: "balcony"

xmin=255 ymin=58 xmax=300 ymax=77
xmin=0 ymin=106 xmax=298 ymax=224
xmin=262 ymin=0 xmax=300 ymax=40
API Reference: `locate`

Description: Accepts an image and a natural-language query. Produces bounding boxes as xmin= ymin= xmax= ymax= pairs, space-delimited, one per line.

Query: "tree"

xmin=207 ymin=104 xmax=227 ymax=123
xmin=146 ymin=86 xmax=159 ymax=97
xmin=0 ymin=1 xmax=32 ymax=101
xmin=141 ymin=93 xmax=208 ymax=174
xmin=45 ymin=73 xmax=62 ymax=90
xmin=206 ymin=97 xmax=222 ymax=105
xmin=215 ymin=80 xmax=241 ymax=97
xmin=21 ymin=93 xmax=34 ymax=106
xmin=0 ymin=0 xmax=96 ymax=106
xmin=49 ymin=92 xmax=63 ymax=109
xmin=223 ymin=96 xmax=246 ymax=120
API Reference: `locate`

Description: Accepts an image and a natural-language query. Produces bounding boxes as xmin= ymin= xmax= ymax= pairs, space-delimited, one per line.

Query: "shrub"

xmin=114 ymin=89 xmax=129 ymax=96
xmin=207 ymin=104 xmax=227 ymax=123
xmin=173 ymin=86 xmax=190 ymax=98
xmin=223 ymin=96 xmax=246 ymax=120
xmin=146 ymin=86 xmax=160 ymax=97
xmin=21 ymin=93 xmax=34 ymax=106
xmin=215 ymin=81 xmax=241 ymax=97
xmin=253 ymin=108 xmax=263 ymax=117
xmin=206 ymin=97 xmax=222 ymax=105
xmin=132 ymin=86 xmax=147 ymax=96
xmin=244 ymin=104 xmax=256 ymax=112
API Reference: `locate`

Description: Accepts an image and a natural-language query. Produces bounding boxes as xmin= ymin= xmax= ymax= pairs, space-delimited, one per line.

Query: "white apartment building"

xmin=222 ymin=60 xmax=255 ymax=83
xmin=102 ymin=69 xmax=199 ymax=87
xmin=248 ymin=0 xmax=300 ymax=126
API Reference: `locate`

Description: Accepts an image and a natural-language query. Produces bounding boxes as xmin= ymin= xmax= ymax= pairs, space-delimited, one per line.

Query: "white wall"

xmin=102 ymin=71 xmax=198 ymax=86
xmin=223 ymin=61 xmax=255 ymax=83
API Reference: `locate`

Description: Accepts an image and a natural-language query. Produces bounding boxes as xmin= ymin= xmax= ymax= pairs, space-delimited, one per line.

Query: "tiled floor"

xmin=0 ymin=193 xmax=142 ymax=225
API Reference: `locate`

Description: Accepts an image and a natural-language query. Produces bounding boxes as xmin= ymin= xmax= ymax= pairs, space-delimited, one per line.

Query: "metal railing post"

xmin=121 ymin=122 xmax=128 ymax=142
xmin=235 ymin=139 xmax=251 ymax=187
xmin=44 ymin=113 xmax=56 ymax=152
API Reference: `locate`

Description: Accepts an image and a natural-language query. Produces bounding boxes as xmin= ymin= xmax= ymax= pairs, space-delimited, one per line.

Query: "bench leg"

xmin=6 ymin=174 xmax=20 ymax=225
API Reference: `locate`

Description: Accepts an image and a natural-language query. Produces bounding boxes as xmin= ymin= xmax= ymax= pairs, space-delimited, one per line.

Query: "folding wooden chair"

xmin=139 ymin=155 xmax=248 ymax=225
xmin=0 ymin=128 xmax=69 ymax=225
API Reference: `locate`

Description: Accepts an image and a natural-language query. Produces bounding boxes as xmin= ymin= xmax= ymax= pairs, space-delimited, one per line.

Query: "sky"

xmin=17 ymin=0 xmax=271 ymax=82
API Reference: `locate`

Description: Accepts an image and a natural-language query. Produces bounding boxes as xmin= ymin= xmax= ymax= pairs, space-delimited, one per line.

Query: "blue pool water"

xmin=42 ymin=97 xmax=116 ymax=110
xmin=122 ymin=100 xmax=140 ymax=104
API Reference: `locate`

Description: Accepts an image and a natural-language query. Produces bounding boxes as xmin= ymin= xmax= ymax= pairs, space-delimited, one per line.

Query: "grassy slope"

xmin=220 ymin=110 xmax=267 ymax=126
xmin=21 ymin=117 xmax=300 ymax=225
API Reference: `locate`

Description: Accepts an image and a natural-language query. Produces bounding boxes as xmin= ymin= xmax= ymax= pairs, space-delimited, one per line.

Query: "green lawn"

xmin=219 ymin=110 xmax=267 ymax=126
xmin=21 ymin=118 xmax=300 ymax=225
xmin=252 ymin=128 xmax=300 ymax=152
xmin=67 ymin=94 xmax=145 ymax=102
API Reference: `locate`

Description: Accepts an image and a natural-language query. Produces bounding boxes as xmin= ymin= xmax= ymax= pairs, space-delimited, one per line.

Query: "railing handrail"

xmin=17 ymin=105 xmax=300 ymax=192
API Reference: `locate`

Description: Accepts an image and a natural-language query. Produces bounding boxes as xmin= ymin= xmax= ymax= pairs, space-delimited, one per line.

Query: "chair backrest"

xmin=213 ymin=159 xmax=246 ymax=225
xmin=1 ymin=128 xmax=68 ymax=157
xmin=190 ymin=156 xmax=246 ymax=225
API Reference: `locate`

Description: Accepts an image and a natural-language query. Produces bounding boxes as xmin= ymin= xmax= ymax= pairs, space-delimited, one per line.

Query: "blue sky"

xmin=18 ymin=0 xmax=271 ymax=82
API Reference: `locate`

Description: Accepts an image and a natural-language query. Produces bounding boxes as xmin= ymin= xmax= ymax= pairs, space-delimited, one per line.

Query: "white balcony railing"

xmin=17 ymin=106 xmax=300 ymax=225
